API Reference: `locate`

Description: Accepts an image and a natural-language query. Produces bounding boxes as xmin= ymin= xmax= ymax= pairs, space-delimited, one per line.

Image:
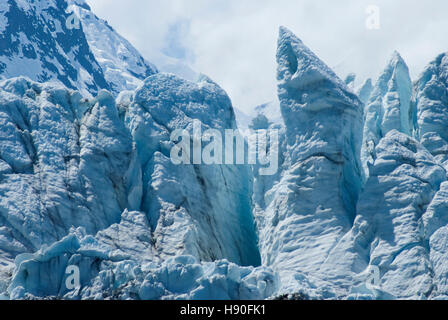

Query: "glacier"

xmin=0 ymin=73 xmax=266 ymax=299
xmin=68 ymin=0 xmax=158 ymax=93
xmin=122 ymin=73 xmax=260 ymax=267
xmin=7 ymin=210 xmax=276 ymax=300
xmin=356 ymin=78 xmax=373 ymax=105
xmin=253 ymin=27 xmax=364 ymax=298
xmin=323 ymin=130 xmax=446 ymax=299
xmin=1 ymin=0 xmax=448 ymax=300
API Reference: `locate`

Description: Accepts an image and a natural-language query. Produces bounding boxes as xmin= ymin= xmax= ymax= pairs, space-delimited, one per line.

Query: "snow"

xmin=0 ymin=0 xmax=111 ymax=96
xmin=13 ymin=0 xmax=32 ymax=12
xmin=333 ymin=131 xmax=446 ymax=299
xmin=0 ymin=56 xmax=44 ymax=81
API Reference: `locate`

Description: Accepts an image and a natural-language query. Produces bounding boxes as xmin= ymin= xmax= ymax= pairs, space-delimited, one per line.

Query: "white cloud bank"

xmin=87 ymin=0 xmax=448 ymax=113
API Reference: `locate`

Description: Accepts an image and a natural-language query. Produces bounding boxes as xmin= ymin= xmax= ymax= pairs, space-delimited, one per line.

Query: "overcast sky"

xmin=86 ymin=0 xmax=448 ymax=114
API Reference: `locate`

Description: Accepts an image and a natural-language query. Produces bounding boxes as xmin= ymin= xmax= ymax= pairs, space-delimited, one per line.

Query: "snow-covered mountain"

xmin=356 ymin=78 xmax=373 ymax=105
xmin=1 ymin=1 xmax=448 ymax=300
xmin=0 ymin=0 xmax=156 ymax=96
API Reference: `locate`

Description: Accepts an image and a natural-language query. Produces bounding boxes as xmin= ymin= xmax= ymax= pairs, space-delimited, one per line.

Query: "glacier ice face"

xmin=361 ymin=52 xmax=413 ymax=178
xmin=0 ymin=0 xmax=109 ymax=96
xmin=422 ymin=182 xmax=448 ymax=297
xmin=123 ymin=73 xmax=260 ymax=267
xmin=253 ymin=27 xmax=363 ymax=293
xmin=251 ymin=28 xmax=448 ymax=300
xmin=0 ymin=0 xmax=156 ymax=97
xmin=0 ymin=2 xmax=260 ymax=292
xmin=344 ymin=73 xmax=356 ymax=91
xmin=413 ymin=53 xmax=448 ymax=171
xmin=356 ymin=78 xmax=373 ymax=105
xmin=7 ymin=210 xmax=277 ymax=300
xmin=0 ymin=77 xmax=141 ymax=291
xmin=252 ymin=101 xmax=284 ymax=128
xmin=0 ymin=72 xmax=263 ymax=298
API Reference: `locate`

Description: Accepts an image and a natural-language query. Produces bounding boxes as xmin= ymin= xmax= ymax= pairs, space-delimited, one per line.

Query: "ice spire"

xmin=254 ymin=27 xmax=363 ymax=293
xmin=361 ymin=51 xmax=412 ymax=177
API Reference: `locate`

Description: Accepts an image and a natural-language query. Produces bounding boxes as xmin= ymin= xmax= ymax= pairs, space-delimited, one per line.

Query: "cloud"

xmin=87 ymin=0 xmax=448 ymax=114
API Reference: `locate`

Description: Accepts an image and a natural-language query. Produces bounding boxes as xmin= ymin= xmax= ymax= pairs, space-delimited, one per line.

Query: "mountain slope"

xmin=2 ymin=0 xmax=448 ymax=300
xmin=68 ymin=0 xmax=158 ymax=93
